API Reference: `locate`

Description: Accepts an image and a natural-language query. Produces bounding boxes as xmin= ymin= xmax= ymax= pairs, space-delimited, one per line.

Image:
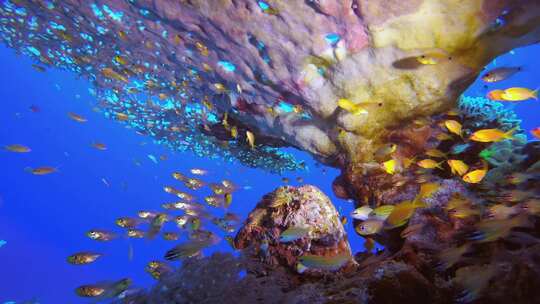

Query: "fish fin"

xmin=503 ymin=127 xmax=518 ymax=140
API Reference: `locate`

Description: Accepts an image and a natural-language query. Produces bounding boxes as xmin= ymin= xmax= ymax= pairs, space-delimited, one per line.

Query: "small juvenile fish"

xmin=87 ymin=230 xmax=115 ymax=241
xmin=417 ymin=159 xmax=443 ymax=170
xmin=76 ymin=278 xmax=131 ymax=299
xmin=164 ymin=238 xmax=217 ymax=260
xmin=444 ymin=120 xmax=462 ymax=137
xmin=67 ymin=252 xmax=101 ymax=265
xmin=481 ymin=67 xmax=521 ymax=83
xmin=355 ymin=219 xmax=384 ymax=235
xmin=146 ymin=261 xmax=172 ymax=280
xmin=297 ymin=253 xmax=349 ymax=273
xmin=115 ymin=217 xmax=140 ymax=228
xmin=500 ymin=87 xmax=538 ymax=101
xmin=447 ymin=159 xmax=469 ymax=176
xmin=224 ymin=193 xmax=233 ymax=208
xmin=351 ymin=206 xmax=373 ymax=220
xmin=246 ymin=131 xmax=256 ymax=149
xmin=127 ymin=229 xmax=145 ymax=238
xmin=172 ymin=172 xmax=187 ymax=181
xmin=138 ymin=211 xmax=157 ymax=219
xmin=92 ymin=142 xmax=107 ymax=150
xmin=190 ymin=168 xmax=207 ymax=175
xmin=4 ymin=144 xmax=31 ymax=153
xmin=279 ymin=227 xmax=310 ymax=242
xmin=470 ymin=128 xmax=516 ymax=143
xmin=67 ymin=112 xmax=87 ymax=122
xmin=163 ymin=232 xmax=179 ymax=241
xmin=26 ymin=166 xmax=57 ymax=175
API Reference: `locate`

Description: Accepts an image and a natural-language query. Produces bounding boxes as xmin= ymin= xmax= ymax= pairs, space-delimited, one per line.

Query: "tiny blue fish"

xmin=0 ymin=239 xmax=7 ymax=248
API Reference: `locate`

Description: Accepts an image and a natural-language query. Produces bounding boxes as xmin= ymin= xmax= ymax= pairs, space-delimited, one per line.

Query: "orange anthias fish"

xmin=486 ymin=89 xmax=506 ymax=101
xmin=462 ymin=166 xmax=488 ymax=184
xmin=469 ymin=128 xmax=516 ymax=143
xmin=531 ymin=127 xmax=540 ymax=139
xmin=385 ymin=200 xmax=426 ymax=228
xmin=4 ymin=144 xmax=31 ymax=153
xmin=68 ymin=112 xmax=87 ymax=123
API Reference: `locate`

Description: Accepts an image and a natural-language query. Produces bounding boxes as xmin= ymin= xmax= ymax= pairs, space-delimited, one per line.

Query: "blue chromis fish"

xmin=450 ymin=143 xmax=471 ymax=155
xmin=297 ymin=253 xmax=350 ymax=273
xmin=0 ymin=239 xmax=6 ymax=248
xmin=279 ymin=227 xmax=310 ymax=242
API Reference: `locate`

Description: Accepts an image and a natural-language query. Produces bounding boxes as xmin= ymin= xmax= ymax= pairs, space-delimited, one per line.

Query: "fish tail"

xmin=503 ymin=127 xmax=518 ymax=140
xmin=532 ymin=88 xmax=538 ymax=100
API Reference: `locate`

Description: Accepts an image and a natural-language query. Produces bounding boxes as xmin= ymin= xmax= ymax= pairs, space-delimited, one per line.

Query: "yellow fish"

xmin=246 ymin=131 xmax=255 ymax=149
xmin=462 ymin=168 xmax=487 ymax=184
xmin=382 ymin=159 xmax=398 ymax=174
xmin=224 ymin=193 xmax=233 ymax=208
xmin=444 ymin=120 xmax=462 ymax=137
xmin=101 ymin=67 xmax=128 ymax=83
xmin=425 ymin=148 xmax=446 ymax=158
xmin=469 ymin=127 xmax=516 ymax=143
xmin=500 ymin=87 xmax=538 ymax=101
xmin=4 ymin=144 xmax=31 ymax=153
xmin=337 ymin=98 xmax=368 ymax=115
xmin=417 ymin=182 xmax=440 ymax=200
xmin=462 ymin=161 xmax=488 ymax=184
xmin=447 ymin=159 xmax=469 ymax=176
xmin=297 ymin=253 xmax=349 ymax=273
xmin=417 ymin=159 xmax=443 ymax=170
xmin=386 ymin=200 xmax=426 ymax=228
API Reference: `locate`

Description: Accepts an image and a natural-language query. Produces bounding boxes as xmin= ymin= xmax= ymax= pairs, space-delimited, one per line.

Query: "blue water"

xmin=0 ymin=42 xmax=538 ymax=303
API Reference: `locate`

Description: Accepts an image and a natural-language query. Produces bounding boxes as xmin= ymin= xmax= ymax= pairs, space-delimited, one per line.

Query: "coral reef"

xmin=1 ymin=1 xmax=539 ymax=169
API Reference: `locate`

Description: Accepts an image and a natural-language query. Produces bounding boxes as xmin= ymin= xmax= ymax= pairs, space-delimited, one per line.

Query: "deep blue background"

xmin=0 ymin=43 xmax=538 ymax=303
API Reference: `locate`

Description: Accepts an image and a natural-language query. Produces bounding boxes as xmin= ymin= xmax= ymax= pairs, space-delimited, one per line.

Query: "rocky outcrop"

xmin=234 ymin=185 xmax=355 ymax=275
